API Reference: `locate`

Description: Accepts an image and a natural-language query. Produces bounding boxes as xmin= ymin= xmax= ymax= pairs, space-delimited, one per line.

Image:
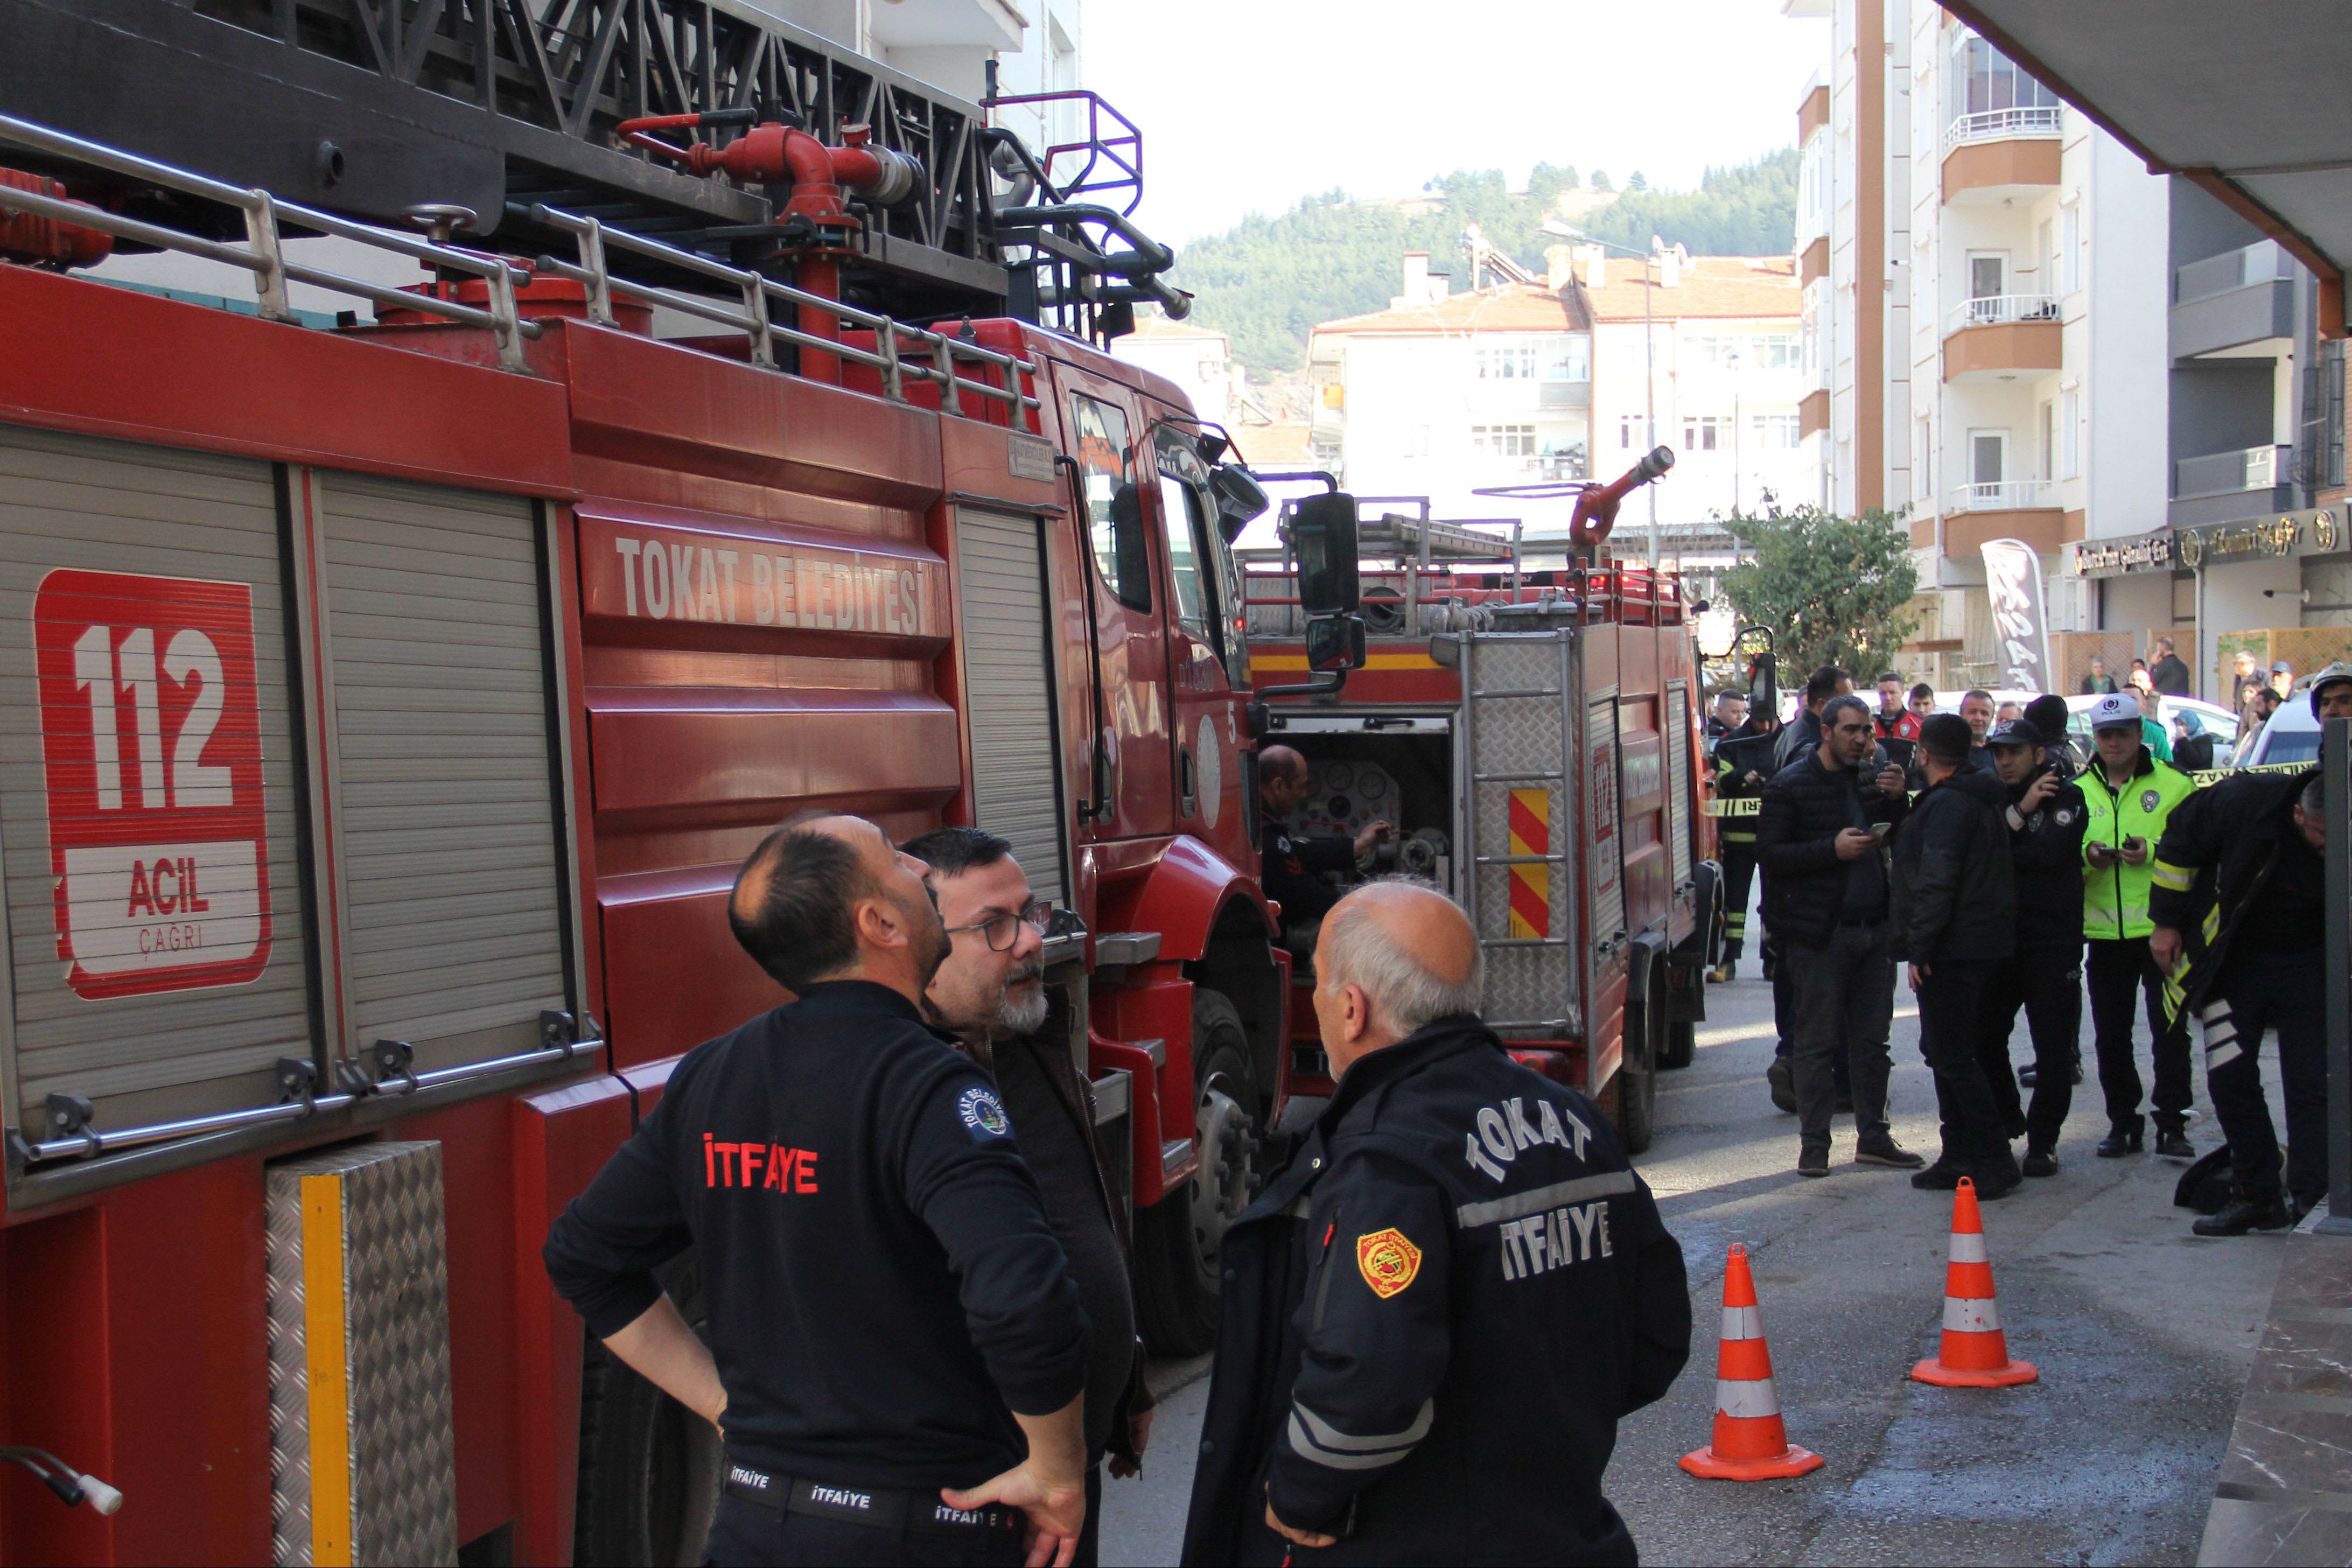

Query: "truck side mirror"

xmin=1305 ymin=613 xmax=1366 ymax=673
xmin=1290 ymin=492 xmax=1361 ymax=615
xmin=1747 ymin=650 xmax=1777 ymax=718
xmin=1210 ymin=465 xmax=1269 ymax=542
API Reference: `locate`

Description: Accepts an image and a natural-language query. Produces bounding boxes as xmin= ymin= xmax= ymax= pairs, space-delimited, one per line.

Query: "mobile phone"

xmin=1870 ymin=822 xmax=1892 ymax=842
xmin=2123 ymin=835 xmax=2144 ymax=851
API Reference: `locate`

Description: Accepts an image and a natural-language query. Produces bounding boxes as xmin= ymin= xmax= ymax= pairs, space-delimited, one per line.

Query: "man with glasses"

xmin=906 ymin=827 xmax=1152 ymax=1568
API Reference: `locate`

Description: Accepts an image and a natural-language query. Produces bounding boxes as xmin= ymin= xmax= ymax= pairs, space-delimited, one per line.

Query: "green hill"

xmin=1171 ymin=149 xmax=1799 ymax=374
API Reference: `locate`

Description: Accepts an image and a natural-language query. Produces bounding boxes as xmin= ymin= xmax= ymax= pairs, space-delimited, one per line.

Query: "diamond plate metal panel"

xmin=267 ymin=1140 xmax=458 ymax=1568
xmin=1665 ymin=683 xmax=1693 ymax=888
xmin=1464 ymin=631 xmax=1580 ymax=1035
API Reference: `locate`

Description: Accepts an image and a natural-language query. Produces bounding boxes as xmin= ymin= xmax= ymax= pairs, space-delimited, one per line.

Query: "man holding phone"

xmin=2077 ymin=694 xmax=2197 ymax=1162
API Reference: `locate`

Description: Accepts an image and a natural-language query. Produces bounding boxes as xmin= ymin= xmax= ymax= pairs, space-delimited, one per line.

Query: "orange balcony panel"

xmin=1798 ymin=86 xmax=1830 ymax=145
xmin=1945 ymin=507 xmax=2066 ymax=558
xmin=1799 ymin=388 xmax=1830 ymax=439
xmin=1799 ymin=235 xmax=1829 ymax=286
xmin=1912 ymin=515 xmax=1940 ymax=549
xmin=1943 ymin=320 xmax=2062 ymax=381
xmin=1943 ymin=137 xmax=2062 ymax=202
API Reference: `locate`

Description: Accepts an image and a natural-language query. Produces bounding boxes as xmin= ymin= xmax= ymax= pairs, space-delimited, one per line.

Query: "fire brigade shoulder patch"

xmin=956 ymin=1085 xmax=1011 ymax=1140
xmin=1356 ymin=1228 xmax=1423 ymax=1298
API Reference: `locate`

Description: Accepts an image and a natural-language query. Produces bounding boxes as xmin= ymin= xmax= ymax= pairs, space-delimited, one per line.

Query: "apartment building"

xmin=744 ymin=0 xmax=1081 ymax=152
xmin=1792 ymin=0 xmax=2349 ymax=693
xmin=1307 ymin=246 xmax=1808 ymax=556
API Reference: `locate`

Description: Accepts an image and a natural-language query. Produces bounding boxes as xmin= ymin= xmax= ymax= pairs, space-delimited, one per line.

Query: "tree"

xmin=1590 ymin=169 xmax=1614 ymax=191
xmin=1626 ymin=170 xmax=1649 ymax=192
xmin=1719 ymin=506 xmax=1922 ymax=677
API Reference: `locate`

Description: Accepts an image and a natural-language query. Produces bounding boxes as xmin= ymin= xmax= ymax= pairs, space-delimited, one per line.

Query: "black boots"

xmin=2096 ymin=1123 xmax=2144 ymax=1159
xmin=2193 ymin=1189 xmax=2294 ymax=1237
xmin=2021 ymin=1146 xmax=2060 ymax=1178
xmin=2154 ymin=1126 xmax=2195 ymax=1161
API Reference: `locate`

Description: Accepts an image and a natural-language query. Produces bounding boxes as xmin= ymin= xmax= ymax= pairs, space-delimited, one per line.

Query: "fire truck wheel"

xmin=1614 ymin=968 xmax=1663 ymax=1154
xmin=574 ymin=1254 xmax=723 ymax=1567
xmin=1135 ymin=990 xmax=1258 ymax=1357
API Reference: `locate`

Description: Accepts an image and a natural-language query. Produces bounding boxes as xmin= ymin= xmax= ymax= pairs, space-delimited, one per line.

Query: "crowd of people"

xmin=543 ymin=781 xmax=1686 ymax=1564
xmin=1706 ymin=659 xmax=2352 ymax=1234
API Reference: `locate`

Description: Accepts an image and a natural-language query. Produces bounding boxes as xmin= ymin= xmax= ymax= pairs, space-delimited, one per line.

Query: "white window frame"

xmin=1968 ymin=428 xmax=2009 ymax=495
xmin=2061 ymin=201 xmax=2082 ymax=296
xmin=2061 ymin=388 xmax=2081 ymax=477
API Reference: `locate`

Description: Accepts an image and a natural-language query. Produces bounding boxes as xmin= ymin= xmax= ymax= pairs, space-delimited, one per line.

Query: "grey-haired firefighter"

xmin=2148 ymin=663 xmax=2352 ymax=1234
xmin=1180 ymin=883 xmax=1688 ymax=1566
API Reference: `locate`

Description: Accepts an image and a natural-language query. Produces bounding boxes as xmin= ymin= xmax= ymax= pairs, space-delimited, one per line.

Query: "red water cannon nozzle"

xmin=616 ymin=111 xmax=920 ymax=234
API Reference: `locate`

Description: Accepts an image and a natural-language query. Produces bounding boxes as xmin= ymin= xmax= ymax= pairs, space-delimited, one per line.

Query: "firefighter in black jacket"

xmin=2148 ymin=664 xmax=2352 ymax=1233
xmin=1985 ymin=719 xmax=2087 ymax=1175
xmin=1259 ymin=744 xmax=1392 ymax=961
xmin=544 ymin=814 xmax=1092 ymax=1567
xmin=1891 ymin=714 xmax=2021 ymax=1197
xmin=1181 ymin=883 xmax=1689 ymax=1567
xmin=1708 ymin=693 xmax=1773 ymax=982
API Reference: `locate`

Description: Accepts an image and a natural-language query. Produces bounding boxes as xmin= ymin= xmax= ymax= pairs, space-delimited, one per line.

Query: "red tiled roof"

xmin=1583 ymin=256 xmax=1799 ymax=321
xmin=1312 ymin=256 xmax=1799 ymax=336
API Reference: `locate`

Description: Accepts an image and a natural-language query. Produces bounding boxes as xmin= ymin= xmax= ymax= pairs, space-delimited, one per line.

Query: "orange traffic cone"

xmin=1678 ymin=1244 xmax=1824 ymax=1480
xmin=1911 ymin=1177 xmax=2037 ymax=1388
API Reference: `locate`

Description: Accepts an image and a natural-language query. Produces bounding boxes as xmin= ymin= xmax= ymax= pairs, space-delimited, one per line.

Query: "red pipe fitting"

xmin=615 ymin=116 xmax=918 ymax=226
xmin=0 ymin=168 xmax=111 ymax=269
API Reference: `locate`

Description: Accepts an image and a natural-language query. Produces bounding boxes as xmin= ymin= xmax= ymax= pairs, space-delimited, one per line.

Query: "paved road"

xmin=1103 ymin=930 xmax=2294 ymax=1565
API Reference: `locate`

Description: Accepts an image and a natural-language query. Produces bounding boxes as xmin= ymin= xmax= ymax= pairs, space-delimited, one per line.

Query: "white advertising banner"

xmin=1980 ymin=538 xmax=2053 ymax=694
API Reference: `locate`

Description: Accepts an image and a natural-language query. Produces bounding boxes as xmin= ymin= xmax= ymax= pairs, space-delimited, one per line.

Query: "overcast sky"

xmin=1081 ymin=0 xmax=1830 ymax=243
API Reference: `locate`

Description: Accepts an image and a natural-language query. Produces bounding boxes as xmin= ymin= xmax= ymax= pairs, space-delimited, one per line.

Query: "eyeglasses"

xmin=944 ymin=899 xmax=1054 ymax=952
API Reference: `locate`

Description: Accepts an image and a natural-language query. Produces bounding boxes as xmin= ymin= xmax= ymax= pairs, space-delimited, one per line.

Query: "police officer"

xmin=1984 ymin=718 xmax=2087 ymax=1174
xmin=2078 ymin=692 xmax=2197 ymax=1161
xmin=2150 ymin=664 xmax=2352 ymax=1234
xmin=1181 ymin=882 xmax=1690 ymax=1565
xmin=1259 ymin=744 xmax=1392 ymax=961
xmin=543 ymin=813 xmax=1092 ymax=1567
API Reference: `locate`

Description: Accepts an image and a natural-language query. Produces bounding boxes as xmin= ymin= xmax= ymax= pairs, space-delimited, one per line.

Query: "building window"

xmin=1682 ymin=416 xmax=1731 ymax=452
xmin=1541 ymin=335 xmax=1591 ymax=382
xmin=1751 ymin=334 xmax=1801 ymax=370
xmin=1473 ymin=341 xmax=1539 ymax=380
xmin=1968 ymin=429 xmax=2008 ymax=499
xmin=2061 ymin=202 xmax=2082 ymax=295
xmin=1751 ymin=414 xmax=1801 ymax=450
xmin=1619 ymin=414 xmax=1644 ymax=450
xmin=1472 ymin=424 xmax=1536 ymax=457
xmin=1915 ymin=415 xmax=1933 ymax=501
xmin=2061 ymin=388 xmax=2080 ymax=477
xmin=2038 ymin=400 xmax=2055 ymax=482
xmin=1949 ymin=31 xmax=2062 ymax=118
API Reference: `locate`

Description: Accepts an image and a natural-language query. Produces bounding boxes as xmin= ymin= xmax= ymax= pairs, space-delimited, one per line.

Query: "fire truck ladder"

xmin=0 ymin=109 xmax=1047 ymax=418
xmin=0 ymin=0 xmax=1181 ymax=342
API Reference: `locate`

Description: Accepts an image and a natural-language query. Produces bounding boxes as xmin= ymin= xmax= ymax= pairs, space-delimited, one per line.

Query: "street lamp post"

xmin=1545 ymin=222 xmax=1661 ymax=567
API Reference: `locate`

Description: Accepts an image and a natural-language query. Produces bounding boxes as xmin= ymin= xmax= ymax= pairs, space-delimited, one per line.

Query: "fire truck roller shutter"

xmin=0 ymin=424 xmax=318 ymax=1132
xmin=954 ymin=507 xmax=1068 ymax=905
xmin=316 ymin=474 xmax=570 ymax=1072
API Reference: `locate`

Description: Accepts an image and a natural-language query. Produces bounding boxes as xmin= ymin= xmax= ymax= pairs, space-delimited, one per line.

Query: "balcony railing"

xmin=1943 ymin=105 xmax=2063 ymax=153
xmin=1949 ymin=479 xmax=2055 ymax=513
xmin=1948 ymin=293 xmax=2061 ymax=333
xmin=2175 ymin=443 xmax=2292 ymax=499
xmin=2174 ymin=240 xmax=2298 ymax=305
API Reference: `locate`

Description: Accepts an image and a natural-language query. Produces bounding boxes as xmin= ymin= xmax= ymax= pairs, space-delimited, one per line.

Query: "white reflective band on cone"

xmin=1947 ymin=1231 xmax=1989 ymax=1264
xmin=1943 ymin=1296 xmax=2002 ymax=1333
xmin=1716 ymin=1378 xmax=1782 ymax=1420
xmin=1720 ymin=1305 xmax=1764 ymax=1341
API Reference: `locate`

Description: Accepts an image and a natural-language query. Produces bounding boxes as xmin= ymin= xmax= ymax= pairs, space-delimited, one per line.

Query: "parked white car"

xmin=2234 ymin=697 xmax=2320 ymax=768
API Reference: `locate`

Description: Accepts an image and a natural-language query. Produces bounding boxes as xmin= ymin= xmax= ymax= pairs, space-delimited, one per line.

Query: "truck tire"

xmin=1660 ymin=1018 xmax=1697 ymax=1071
xmin=573 ymin=1255 xmax=722 ymax=1567
xmin=1615 ymin=963 xmax=1663 ymax=1155
xmin=1135 ymin=989 xmax=1258 ymax=1357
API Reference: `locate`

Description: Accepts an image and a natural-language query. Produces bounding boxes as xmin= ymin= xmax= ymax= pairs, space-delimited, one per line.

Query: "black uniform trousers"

xmin=1917 ymin=958 xmax=2014 ymax=1168
xmin=702 ymin=1496 xmax=1027 ymax=1567
xmin=1986 ymin=943 xmax=2081 ymax=1152
xmin=2086 ymin=936 xmax=2193 ymax=1135
xmin=1719 ymin=838 xmax=1756 ymax=963
xmin=2204 ymin=946 xmax=2329 ymax=1209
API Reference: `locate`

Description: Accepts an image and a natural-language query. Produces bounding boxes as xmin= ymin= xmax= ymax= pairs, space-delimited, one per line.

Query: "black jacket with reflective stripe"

xmin=1179 ymin=1018 xmax=1689 ymax=1567
xmin=2148 ymin=766 xmax=2320 ymax=1010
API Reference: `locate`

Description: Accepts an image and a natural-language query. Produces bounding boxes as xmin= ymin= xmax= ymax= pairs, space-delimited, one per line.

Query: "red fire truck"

xmin=0 ymin=5 xmax=1310 ymax=1560
xmin=1243 ymin=485 xmax=1723 ymax=1151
